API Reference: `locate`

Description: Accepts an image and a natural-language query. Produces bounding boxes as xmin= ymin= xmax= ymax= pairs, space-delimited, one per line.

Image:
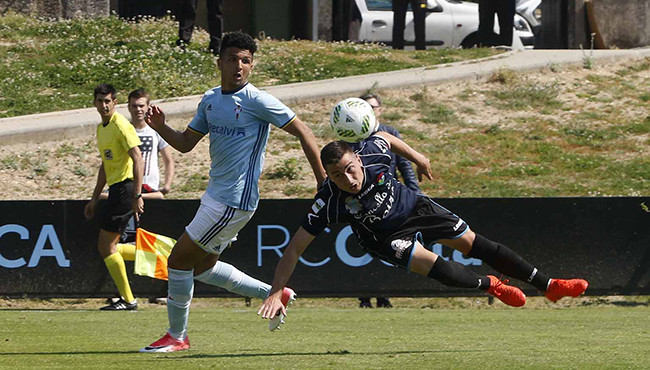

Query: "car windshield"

xmin=366 ymin=0 xmax=442 ymax=10
xmin=366 ymin=0 xmax=392 ymax=11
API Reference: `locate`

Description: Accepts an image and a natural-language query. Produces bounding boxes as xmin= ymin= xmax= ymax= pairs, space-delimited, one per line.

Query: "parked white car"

xmin=517 ymin=0 xmax=542 ymax=31
xmin=356 ymin=0 xmax=535 ymax=49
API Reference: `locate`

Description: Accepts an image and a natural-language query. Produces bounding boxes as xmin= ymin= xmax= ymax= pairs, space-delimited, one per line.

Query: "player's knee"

xmin=467 ymin=233 xmax=498 ymax=259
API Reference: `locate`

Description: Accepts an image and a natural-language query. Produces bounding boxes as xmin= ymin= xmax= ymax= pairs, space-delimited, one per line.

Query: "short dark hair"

xmin=219 ymin=31 xmax=257 ymax=56
xmin=359 ymin=93 xmax=382 ymax=106
xmin=128 ymin=88 xmax=150 ymax=104
xmin=321 ymin=141 xmax=354 ymax=168
xmin=94 ymin=83 xmax=116 ymax=100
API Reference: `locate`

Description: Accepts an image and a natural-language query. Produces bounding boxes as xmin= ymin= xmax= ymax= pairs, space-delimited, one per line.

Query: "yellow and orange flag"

xmin=134 ymin=228 xmax=175 ymax=281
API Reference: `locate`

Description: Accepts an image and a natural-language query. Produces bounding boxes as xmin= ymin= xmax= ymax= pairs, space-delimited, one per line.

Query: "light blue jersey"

xmin=188 ymin=83 xmax=296 ymax=211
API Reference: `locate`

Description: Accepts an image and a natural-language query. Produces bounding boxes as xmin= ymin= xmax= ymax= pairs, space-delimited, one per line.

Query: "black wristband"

xmin=134 ymin=193 xmax=142 ymax=199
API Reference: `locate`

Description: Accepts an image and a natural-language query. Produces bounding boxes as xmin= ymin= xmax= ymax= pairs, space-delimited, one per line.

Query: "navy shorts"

xmin=102 ymin=179 xmax=135 ymax=234
xmin=360 ymin=196 xmax=469 ymax=269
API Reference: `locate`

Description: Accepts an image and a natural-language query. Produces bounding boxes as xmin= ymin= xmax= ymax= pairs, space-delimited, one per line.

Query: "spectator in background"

xmin=127 ymin=89 xmax=174 ymax=200
xmin=177 ymin=0 xmax=223 ymax=55
xmin=355 ymin=93 xmax=421 ymax=309
xmin=392 ymin=0 xmax=426 ymax=50
xmin=348 ymin=0 xmax=363 ymax=42
xmin=478 ymin=0 xmax=516 ymax=47
xmin=85 ymin=84 xmax=144 ymax=311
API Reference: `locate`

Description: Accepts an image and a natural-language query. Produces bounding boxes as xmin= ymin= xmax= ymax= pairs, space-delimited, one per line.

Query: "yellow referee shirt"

xmin=97 ymin=112 xmax=142 ymax=186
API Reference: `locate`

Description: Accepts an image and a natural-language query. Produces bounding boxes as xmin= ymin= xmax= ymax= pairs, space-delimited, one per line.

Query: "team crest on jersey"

xmin=344 ymin=196 xmax=361 ymax=214
xmin=234 ymin=102 xmax=242 ymax=120
xmin=376 ymin=172 xmax=386 ymax=186
xmin=103 ymin=149 xmax=113 ymax=160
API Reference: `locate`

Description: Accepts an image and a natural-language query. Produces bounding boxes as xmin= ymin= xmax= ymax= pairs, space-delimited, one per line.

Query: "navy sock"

xmin=469 ymin=234 xmax=550 ymax=291
xmin=427 ymin=257 xmax=491 ymax=290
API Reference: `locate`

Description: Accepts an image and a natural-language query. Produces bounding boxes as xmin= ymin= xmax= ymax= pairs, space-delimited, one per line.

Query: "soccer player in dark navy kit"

xmin=259 ymin=133 xmax=589 ymax=322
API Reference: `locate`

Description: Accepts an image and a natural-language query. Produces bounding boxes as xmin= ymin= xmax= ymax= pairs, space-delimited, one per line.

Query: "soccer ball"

xmin=330 ymin=98 xmax=378 ymax=143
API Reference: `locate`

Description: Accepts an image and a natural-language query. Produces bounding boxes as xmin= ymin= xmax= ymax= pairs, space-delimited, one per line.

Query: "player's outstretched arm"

xmin=146 ymin=104 xmax=203 ymax=153
xmin=282 ymin=117 xmax=326 ymax=186
xmin=258 ymin=227 xmax=315 ymax=320
xmin=374 ymin=131 xmax=433 ymax=182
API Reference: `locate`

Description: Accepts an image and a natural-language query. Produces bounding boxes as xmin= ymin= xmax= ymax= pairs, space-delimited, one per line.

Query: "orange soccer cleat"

xmin=544 ymin=278 xmax=589 ymax=302
xmin=487 ymin=275 xmax=527 ymax=307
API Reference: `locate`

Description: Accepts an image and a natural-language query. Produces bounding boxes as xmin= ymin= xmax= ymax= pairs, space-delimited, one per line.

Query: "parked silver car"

xmin=356 ymin=0 xmax=535 ymax=48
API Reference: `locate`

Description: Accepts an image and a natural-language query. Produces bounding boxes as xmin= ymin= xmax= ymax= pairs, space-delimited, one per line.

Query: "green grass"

xmin=0 ymin=13 xmax=499 ymax=118
xmin=1 ymin=299 xmax=648 ymax=368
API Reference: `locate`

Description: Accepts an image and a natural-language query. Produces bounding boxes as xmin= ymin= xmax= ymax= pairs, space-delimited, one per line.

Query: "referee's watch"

xmin=134 ymin=193 xmax=142 ymax=199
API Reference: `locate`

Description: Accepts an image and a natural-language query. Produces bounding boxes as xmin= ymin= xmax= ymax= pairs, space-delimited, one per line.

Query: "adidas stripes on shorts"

xmin=185 ymin=193 xmax=254 ymax=255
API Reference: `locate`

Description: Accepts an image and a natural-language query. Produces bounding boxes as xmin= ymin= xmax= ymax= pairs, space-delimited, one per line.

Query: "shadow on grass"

xmin=177 ymin=349 xmax=480 ymax=359
xmin=0 ymin=349 xmax=482 ymax=358
xmin=0 ymin=351 xmax=137 ymax=356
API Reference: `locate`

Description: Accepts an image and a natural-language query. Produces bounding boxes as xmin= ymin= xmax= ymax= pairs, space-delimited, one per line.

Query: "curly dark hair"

xmin=219 ymin=31 xmax=257 ymax=56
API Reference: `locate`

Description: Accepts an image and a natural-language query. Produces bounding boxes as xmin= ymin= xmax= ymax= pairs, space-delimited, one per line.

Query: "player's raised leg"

xmin=409 ymin=240 xmax=526 ymax=307
xmin=464 ymin=232 xmax=588 ymax=301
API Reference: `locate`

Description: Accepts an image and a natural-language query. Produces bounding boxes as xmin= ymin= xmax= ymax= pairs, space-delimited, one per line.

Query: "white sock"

xmin=194 ymin=261 xmax=270 ymax=299
xmin=167 ymin=268 xmax=194 ymax=340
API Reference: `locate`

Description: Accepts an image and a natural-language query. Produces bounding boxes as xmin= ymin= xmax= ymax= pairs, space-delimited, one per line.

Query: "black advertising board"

xmin=0 ymin=197 xmax=648 ymax=297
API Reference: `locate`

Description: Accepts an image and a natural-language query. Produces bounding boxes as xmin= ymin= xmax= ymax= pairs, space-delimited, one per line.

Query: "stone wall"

xmin=592 ymin=0 xmax=650 ymax=48
xmin=0 ymin=0 xmax=108 ymax=19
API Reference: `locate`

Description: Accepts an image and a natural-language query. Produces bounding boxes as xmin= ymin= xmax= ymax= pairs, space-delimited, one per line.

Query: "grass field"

xmin=1 ymin=297 xmax=649 ymax=369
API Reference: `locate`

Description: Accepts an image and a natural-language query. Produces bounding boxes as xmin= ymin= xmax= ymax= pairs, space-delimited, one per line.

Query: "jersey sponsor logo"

xmin=391 ymin=238 xmax=411 ymax=259
xmin=311 ymin=198 xmax=325 ymax=214
xmin=103 ymin=149 xmax=113 ymax=160
xmin=358 ymin=182 xmax=375 ymax=198
xmin=209 ymin=124 xmax=247 ymax=137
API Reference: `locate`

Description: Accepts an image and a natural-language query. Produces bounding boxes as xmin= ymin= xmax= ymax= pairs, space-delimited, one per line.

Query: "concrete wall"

xmin=0 ymin=0 xmax=108 ymax=19
xmin=592 ymin=0 xmax=650 ymax=48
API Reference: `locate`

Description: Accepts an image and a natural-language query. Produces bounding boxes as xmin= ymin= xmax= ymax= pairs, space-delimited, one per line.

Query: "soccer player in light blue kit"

xmin=141 ymin=32 xmax=326 ymax=353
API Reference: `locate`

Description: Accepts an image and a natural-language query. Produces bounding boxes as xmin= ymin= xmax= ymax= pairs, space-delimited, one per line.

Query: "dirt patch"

xmin=0 ymin=57 xmax=648 ymax=200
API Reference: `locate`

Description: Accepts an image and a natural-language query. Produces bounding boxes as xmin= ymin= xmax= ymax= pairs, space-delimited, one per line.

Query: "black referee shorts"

xmin=101 ymin=179 xmax=135 ymax=234
xmin=364 ymin=196 xmax=469 ymax=269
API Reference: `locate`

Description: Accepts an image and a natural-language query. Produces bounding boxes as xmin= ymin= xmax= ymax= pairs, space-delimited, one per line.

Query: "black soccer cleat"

xmin=100 ymin=298 xmax=137 ymax=311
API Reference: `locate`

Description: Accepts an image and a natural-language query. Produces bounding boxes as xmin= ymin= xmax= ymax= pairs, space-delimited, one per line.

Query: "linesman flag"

xmin=134 ymin=228 xmax=175 ymax=281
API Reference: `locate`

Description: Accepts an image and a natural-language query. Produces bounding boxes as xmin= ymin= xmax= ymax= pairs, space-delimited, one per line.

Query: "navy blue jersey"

xmin=302 ymin=135 xmax=418 ymax=243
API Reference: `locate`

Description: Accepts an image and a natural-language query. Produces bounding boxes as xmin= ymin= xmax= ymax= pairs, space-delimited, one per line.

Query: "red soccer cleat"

xmin=140 ymin=333 xmax=190 ymax=353
xmin=269 ymin=287 xmax=297 ymax=331
xmin=487 ymin=275 xmax=526 ymax=307
xmin=544 ymin=278 xmax=589 ymax=302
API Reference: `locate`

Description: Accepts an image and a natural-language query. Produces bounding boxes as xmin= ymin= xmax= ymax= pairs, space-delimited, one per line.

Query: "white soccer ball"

xmin=330 ymin=98 xmax=378 ymax=143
